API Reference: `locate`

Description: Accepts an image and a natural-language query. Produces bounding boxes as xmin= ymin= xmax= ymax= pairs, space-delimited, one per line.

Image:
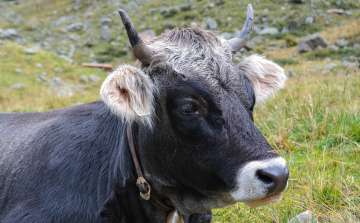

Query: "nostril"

xmin=256 ymin=166 xmax=289 ymax=195
xmin=256 ymin=169 xmax=274 ymax=185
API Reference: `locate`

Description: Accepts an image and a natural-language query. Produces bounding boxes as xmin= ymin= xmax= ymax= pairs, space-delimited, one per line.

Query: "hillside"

xmin=0 ymin=0 xmax=359 ymax=222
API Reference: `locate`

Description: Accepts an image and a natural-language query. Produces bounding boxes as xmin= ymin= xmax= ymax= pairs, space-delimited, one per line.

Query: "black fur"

xmin=0 ymin=70 xmax=278 ymax=222
xmin=0 ymin=101 xmax=210 ymax=222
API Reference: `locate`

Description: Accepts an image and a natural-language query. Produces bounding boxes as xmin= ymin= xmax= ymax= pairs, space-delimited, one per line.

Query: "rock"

xmin=335 ymin=39 xmax=348 ymax=48
xmin=245 ymin=40 xmax=255 ymax=51
xmin=0 ymin=28 xmax=3 ymax=35
xmin=2 ymin=11 xmax=15 ymax=20
xmin=1 ymin=28 xmax=20 ymax=39
xmin=36 ymin=63 xmax=43 ymax=68
xmin=89 ymin=74 xmax=101 ymax=83
xmin=67 ymin=23 xmax=83 ymax=32
xmin=326 ymin=9 xmax=344 ymax=14
xmin=305 ymin=16 xmax=314 ymax=24
xmin=298 ymin=34 xmax=328 ymax=53
xmin=47 ymin=77 xmax=74 ymax=97
xmin=180 ymin=1 xmax=193 ymax=11
xmin=55 ymin=68 xmax=63 ymax=73
xmin=221 ymin=32 xmax=234 ymax=40
xmin=36 ymin=75 xmax=47 ymax=82
xmin=324 ymin=57 xmax=332 ymax=62
xmin=68 ymin=34 xmax=81 ymax=41
xmin=15 ymin=68 xmax=23 ymax=74
xmin=10 ymin=83 xmax=24 ymax=89
xmin=281 ymin=27 xmax=289 ymax=33
xmin=322 ymin=63 xmax=338 ymax=71
xmin=259 ymin=27 xmax=279 ymax=35
xmin=56 ymin=16 xmax=73 ymax=25
xmin=190 ymin=21 xmax=197 ymax=27
xmin=291 ymin=0 xmax=306 ymax=3
xmin=345 ymin=11 xmax=352 ymax=16
xmin=160 ymin=7 xmax=178 ymax=18
xmin=22 ymin=49 xmax=37 ymax=54
xmin=60 ymin=55 xmax=73 ymax=64
xmin=101 ymin=18 xmax=112 ymax=27
xmin=11 ymin=16 xmax=24 ymax=24
xmin=207 ymin=18 xmax=217 ymax=30
xmin=288 ymin=210 xmax=317 ymax=223
xmin=354 ymin=43 xmax=359 ymax=48
xmin=341 ymin=56 xmax=359 ymax=68
xmin=80 ymin=75 xmax=88 ymax=83
xmin=101 ymin=26 xmax=112 ymax=41
xmin=287 ymin=70 xmax=297 ymax=77
xmin=328 ymin=45 xmax=339 ymax=52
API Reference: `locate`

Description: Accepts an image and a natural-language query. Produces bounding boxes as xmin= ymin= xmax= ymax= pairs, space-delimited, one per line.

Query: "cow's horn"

xmin=118 ymin=9 xmax=154 ymax=65
xmin=227 ymin=4 xmax=254 ymax=54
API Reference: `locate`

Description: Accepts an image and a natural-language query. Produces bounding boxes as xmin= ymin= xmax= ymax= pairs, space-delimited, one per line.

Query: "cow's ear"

xmin=100 ymin=65 xmax=155 ymax=127
xmin=237 ymin=54 xmax=287 ymax=104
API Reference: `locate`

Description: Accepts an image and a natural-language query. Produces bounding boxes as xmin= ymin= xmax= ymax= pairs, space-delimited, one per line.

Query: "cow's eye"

xmin=180 ymin=103 xmax=199 ymax=115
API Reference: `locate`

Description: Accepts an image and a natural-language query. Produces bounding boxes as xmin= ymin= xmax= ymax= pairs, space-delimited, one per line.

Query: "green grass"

xmin=212 ymin=67 xmax=360 ymax=222
xmin=0 ymin=42 xmax=108 ymax=112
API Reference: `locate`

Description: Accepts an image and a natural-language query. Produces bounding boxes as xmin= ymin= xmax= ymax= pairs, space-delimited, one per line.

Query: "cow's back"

xmin=0 ymin=100 xmax=126 ymax=222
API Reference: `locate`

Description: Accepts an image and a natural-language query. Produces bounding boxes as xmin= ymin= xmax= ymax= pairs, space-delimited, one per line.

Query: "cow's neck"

xmin=100 ymin=119 xmax=168 ymax=222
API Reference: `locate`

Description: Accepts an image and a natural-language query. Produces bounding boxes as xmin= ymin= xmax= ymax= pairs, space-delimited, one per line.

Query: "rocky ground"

xmin=0 ymin=0 xmax=359 ymax=66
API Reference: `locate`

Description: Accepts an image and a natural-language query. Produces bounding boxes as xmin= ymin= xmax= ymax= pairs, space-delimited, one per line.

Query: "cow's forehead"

xmin=145 ymin=28 xmax=243 ymax=92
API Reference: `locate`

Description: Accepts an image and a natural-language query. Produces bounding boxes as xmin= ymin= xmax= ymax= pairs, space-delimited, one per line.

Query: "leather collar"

xmin=126 ymin=125 xmax=174 ymax=213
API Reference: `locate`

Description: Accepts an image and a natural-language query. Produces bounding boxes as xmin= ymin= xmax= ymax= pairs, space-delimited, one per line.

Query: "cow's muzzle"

xmin=230 ymin=157 xmax=289 ymax=206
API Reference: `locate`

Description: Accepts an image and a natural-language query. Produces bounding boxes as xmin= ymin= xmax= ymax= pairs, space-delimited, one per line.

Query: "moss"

xmin=304 ymin=48 xmax=360 ymax=61
xmin=273 ymin=58 xmax=299 ymax=66
xmin=284 ymin=35 xmax=298 ymax=47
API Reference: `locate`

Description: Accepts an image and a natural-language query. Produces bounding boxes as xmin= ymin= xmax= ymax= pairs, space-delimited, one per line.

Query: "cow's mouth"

xmin=243 ymin=194 xmax=282 ymax=207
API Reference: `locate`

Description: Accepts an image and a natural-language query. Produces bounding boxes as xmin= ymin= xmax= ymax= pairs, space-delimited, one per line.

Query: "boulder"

xmin=291 ymin=0 xmax=306 ymax=3
xmin=67 ymin=23 xmax=83 ymax=32
xmin=335 ymin=39 xmax=348 ymax=48
xmin=287 ymin=70 xmax=297 ymax=77
xmin=305 ymin=16 xmax=314 ymax=24
xmin=101 ymin=18 xmax=112 ymax=27
xmin=259 ymin=27 xmax=279 ymax=35
xmin=322 ymin=63 xmax=338 ymax=72
xmin=22 ymin=49 xmax=37 ymax=54
xmin=89 ymin=74 xmax=101 ymax=83
xmin=298 ymin=34 xmax=328 ymax=53
xmin=101 ymin=26 xmax=112 ymax=41
xmin=328 ymin=45 xmax=339 ymax=52
xmin=47 ymin=77 xmax=74 ymax=97
xmin=341 ymin=56 xmax=359 ymax=69
xmin=207 ymin=18 xmax=217 ymax=30
xmin=1 ymin=28 xmax=20 ymax=40
xmin=288 ymin=210 xmax=317 ymax=223
xmin=10 ymin=83 xmax=24 ymax=89
xmin=15 ymin=68 xmax=23 ymax=74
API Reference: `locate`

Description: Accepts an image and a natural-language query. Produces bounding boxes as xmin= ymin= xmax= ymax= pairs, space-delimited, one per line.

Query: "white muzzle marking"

xmin=230 ymin=157 xmax=287 ymax=202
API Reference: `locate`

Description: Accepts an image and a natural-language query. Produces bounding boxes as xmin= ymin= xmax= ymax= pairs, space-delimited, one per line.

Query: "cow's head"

xmin=101 ymin=5 xmax=289 ymax=214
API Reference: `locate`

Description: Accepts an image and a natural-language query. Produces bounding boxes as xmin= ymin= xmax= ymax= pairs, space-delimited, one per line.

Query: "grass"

xmin=0 ymin=42 xmax=108 ymax=112
xmin=212 ymin=65 xmax=360 ymax=222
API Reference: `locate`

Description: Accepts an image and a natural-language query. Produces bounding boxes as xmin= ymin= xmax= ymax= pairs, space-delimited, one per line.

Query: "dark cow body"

xmin=0 ymin=6 xmax=289 ymax=223
xmin=0 ymin=101 xmax=211 ymax=222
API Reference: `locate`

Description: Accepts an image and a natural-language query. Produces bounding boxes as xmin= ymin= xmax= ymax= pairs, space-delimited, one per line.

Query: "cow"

xmin=0 ymin=4 xmax=289 ymax=223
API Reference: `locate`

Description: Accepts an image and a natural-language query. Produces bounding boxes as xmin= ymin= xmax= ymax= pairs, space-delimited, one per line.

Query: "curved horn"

xmin=227 ymin=4 xmax=254 ymax=54
xmin=118 ymin=9 xmax=154 ymax=65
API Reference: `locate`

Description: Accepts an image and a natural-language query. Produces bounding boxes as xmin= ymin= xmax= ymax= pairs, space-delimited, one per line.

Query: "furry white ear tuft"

xmin=237 ymin=54 xmax=287 ymax=104
xmin=100 ymin=65 xmax=155 ymax=127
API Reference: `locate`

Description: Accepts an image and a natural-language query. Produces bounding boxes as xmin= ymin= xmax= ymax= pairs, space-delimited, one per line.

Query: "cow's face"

xmin=100 ymin=6 xmax=289 ymax=215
